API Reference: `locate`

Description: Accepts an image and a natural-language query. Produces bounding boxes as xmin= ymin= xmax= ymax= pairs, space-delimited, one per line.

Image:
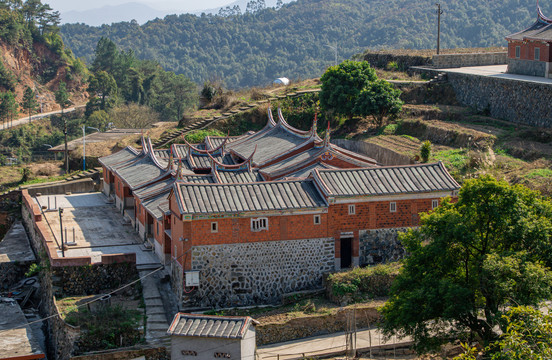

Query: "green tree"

xmin=87 ymin=70 xmax=117 ymax=110
xmin=20 ymin=86 xmax=38 ymax=122
xmin=0 ymin=90 xmax=18 ymax=128
xmin=456 ymin=306 xmax=552 ymax=360
xmin=353 ymin=79 xmax=403 ymax=127
xmin=381 ymin=176 xmax=552 ymax=352
xmin=91 ymin=37 xmax=118 ymax=73
xmin=319 ymin=60 xmax=376 ymax=121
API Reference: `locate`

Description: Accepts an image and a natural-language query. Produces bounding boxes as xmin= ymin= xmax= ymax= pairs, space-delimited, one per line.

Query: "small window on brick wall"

xmin=251 ymin=217 xmax=268 ymax=232
xmin=432 ymin=199 xmax=439 ymax=209
xmin=348 ymin=204 xmax=356 ymax=215
xmin=515 ymin=46 xmax=521 ymax=58
xmin=314 ymin=215 xmax=321 ymax=225
xmin=211 ymin=222 xmax=218 ymax=233
xmin=535 ymin=47 xmax=540 ymax=61
xmin=390 ymin=202 xmax=397 ymax=213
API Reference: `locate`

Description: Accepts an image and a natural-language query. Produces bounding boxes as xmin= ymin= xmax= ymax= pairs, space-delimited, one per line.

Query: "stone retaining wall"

xmin=256 ymin=305 xmax=380 ymax=345
xmin=507 ymin=58 xmax=547 ymax=77
xmin=332 ymin=139 xmax=412 ymax=166
xmin=415 ymin=69 xmax=552 ymax=128
xmin=188 ymin=238 xmax=335 ymax=308
xmin=432 ymin=52 xmax=507 ymax=68
xmin=359 ymin=228 xmax=409 ymax=266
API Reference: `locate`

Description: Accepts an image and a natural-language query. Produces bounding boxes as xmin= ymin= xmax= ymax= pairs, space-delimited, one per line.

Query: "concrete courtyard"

xmin=34 ymin=193 xmax=159 ymax=265
xmin=434 ymin=64 xmax=552 ymax=85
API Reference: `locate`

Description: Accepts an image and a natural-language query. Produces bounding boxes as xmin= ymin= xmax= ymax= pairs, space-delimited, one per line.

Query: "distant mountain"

xmin=60 ymin=0 xmax=551 ymax=89
xmin=61 ymin=2 xmax=169 ymax=25
xmin=199 ymin=0 xmax=295 ymax=15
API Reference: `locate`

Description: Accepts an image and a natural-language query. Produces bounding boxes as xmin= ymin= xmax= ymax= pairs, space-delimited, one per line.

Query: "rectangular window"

xmin=390 ymin=202 xmax=397 ymax=213
xmin=535 ymin=47 xmax=540 ymax=61
xmin=211 ymin=222 xmax=218 ymax=233
xmin=432 ymin=199 xmax=439 ymax=209
xmin=251 ymin=217 xmax=268 ymax=232
xmin=157 ymin=222 xmax=159 ymax=235
xmin=348 ymin=204 xmax=356 ymax=215
xmin=515 ymin=46 xmax=520 ymax=58
xmin=314 ymin=215 xmax=321 ymax=225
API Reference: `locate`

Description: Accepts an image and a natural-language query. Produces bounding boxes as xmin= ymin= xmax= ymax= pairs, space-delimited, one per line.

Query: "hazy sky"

xmin=45 ymin=0 xmax=236 ymax=12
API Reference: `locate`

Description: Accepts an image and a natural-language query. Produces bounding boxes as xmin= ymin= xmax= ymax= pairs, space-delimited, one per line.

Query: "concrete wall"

xmin=171 ymin=336 xmax=241 ymax=360
xmin=24 ymin=178 xmax=97 ymax=196
xmin=432 ymin=52 xmax=507 ymax=68
xmin=359 ymin=228 xmax=409 ymax=266
xmin=507 ymin=58 xmax=547 ymax=77
xmin=188 ymin=238 xmax=335 ymax=308
xmin=331 ymin=139 xmax=412 ymax=166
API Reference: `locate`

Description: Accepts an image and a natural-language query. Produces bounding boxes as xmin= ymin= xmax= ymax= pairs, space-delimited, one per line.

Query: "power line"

xmin=0 ymin=248 xmax=192 ymax=333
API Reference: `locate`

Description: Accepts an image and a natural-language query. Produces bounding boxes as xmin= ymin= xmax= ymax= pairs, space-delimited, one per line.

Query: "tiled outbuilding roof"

xmin=506 ymin=6 xmax=552 ymax=41
xmin=174 ymin=179 xmax=326 ymax=215
xmin=284 ymin=162 xmax=337 ymax=179
xmin=314 ymin=162 xmax=460 ymax=197
xmin=99 ymin=146 xmax=140 ymax=168
xmin=167 ymin=313 xmax=257 ymax=339
xmin=142 ymin=191 xmax=170 ymax=219
xmin=114 ymin=153 xmax=170 ymax=190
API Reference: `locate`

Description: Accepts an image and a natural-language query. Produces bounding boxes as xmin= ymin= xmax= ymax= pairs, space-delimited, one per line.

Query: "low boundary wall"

xmin=432 ymin=52 xmax=507 ymax=68
xmin=331 ymin=139 xmax=412 ymax=166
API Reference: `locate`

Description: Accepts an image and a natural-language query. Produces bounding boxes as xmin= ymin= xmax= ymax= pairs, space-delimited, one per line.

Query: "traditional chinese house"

xmin=100 ymin=108 xmax=460 ymax=308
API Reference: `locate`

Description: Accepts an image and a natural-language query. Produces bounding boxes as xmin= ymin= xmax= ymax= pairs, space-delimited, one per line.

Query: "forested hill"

xmin=60 ymin=0 xmax=550 ymax=88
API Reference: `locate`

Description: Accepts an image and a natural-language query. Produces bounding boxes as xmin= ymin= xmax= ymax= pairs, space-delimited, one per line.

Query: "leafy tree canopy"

xmin=319 ymin=60 xmax=376 ymax=119
xmin=381 ymin=176 xmax=552 ymax=352
xmin=353 ymin=79 xmax=403 ymax=127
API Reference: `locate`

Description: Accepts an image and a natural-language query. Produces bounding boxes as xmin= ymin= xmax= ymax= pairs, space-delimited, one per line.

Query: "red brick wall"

xmin=509 ymin=41 xmax=550 ymax=61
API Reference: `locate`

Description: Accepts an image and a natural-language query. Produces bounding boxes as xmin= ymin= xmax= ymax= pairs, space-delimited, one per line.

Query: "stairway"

xmin=139 ymin=268 xmax=172 ymax=349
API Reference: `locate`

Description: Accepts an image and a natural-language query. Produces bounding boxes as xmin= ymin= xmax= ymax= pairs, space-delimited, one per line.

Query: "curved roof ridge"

xmin=184 ymin=136 xmax=228 ymax=154
xmin=277 ymin=107 xmax=311 ymax=138
xmin=209 ymin=145 xmax=257 ymax=171
xmin=146 ymin=137 xmax=168 ymax=170
xmin=538 ymin=1 xmax=552 ymax=24
xmin=228 ymin=107 xmax=277 ymax=148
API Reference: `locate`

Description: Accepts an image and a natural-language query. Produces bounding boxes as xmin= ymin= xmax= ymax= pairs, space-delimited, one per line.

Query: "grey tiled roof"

xmin=216 ymin=170 xmax=264 ymax=183
xmin=167 ymin=313 xmax=255 ymax=339
xmin=142 ymin=191 xmax=170 ymax=219
xmin=114 ymin=154 xmax=170 ymax=190
xmin=261 ymin=147 xmax=321 ymax=174
xmin=316 ymin=162 xmax=460 ymax=197
xmin=134 ymin=178 xmax=174 ymax=199
xmin=506 ymin=19 xmax=552 ymax=41
xmin=175 ymin=179 xmax=326 ymax=214
xmin=190 ymin=153 xmax=234 ymax=169
xmin=99 ymin=147 xmax=140 ymax=168
xmin=284 ymin=162 xmax=336 ymax=179
xmin=228 ymin=125 xmax=309 ymax=166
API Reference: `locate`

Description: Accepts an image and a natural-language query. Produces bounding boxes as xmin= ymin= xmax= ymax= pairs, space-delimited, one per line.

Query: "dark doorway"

xmin=340 ymin=238 xmax=352 ymax=269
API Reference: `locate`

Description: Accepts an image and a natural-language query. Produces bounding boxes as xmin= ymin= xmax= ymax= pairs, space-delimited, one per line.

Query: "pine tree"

xmin=21 ymin=86 xmax=38 ymax=122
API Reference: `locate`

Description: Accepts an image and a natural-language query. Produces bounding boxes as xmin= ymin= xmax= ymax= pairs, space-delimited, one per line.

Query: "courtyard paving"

xmin=34 ymin=193 xmax=159 ymax=265
xmin=434 ymin=64 xmax=552 ymax=85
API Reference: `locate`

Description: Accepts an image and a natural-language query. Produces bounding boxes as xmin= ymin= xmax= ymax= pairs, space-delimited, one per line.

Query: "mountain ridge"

xmin=60 ymin=0 xmax=550 ymax=88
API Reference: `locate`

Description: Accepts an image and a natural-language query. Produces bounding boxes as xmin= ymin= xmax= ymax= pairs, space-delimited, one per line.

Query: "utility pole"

xmin=59 ymin=207 xmax=65 ymax=257
xmin=436 ymin=3 xmax=443 ymax=55
xmin=64 ymin=116 xmax=68 ymax=174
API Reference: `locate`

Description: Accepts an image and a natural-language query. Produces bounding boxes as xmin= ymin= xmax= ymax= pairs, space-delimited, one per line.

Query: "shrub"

xmin=420 ymin=140 xmax=432 ymax=163
xmin=184 ymin=129 xmax=225 ymax=143
xmin=327 ymin=263 xmax=401 ymax=304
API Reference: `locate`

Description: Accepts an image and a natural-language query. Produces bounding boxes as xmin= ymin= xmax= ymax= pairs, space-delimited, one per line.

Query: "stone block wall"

xmin=332 ymin=139 xmax=412 ymax=166
xmin=507 ymin=58 xmax=547 ymax=77
xmin=359 ymin=228 xmax=409 ymax=266
xmin=432 ymin=52 xmax=507 ymax=68
xmin=188 ymin=238 xmax=335 ymax=308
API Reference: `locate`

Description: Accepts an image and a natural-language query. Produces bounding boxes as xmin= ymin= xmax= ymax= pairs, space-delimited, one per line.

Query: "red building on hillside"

xmin=506 ymin=2 xmax=552 ymax=78
xmin=100 ymin=108 xmax=460 ymax=308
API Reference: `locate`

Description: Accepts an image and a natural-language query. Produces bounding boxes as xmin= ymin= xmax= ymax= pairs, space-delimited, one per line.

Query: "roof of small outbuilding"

xmin=167 ymin=313 xmax=258 ymax=339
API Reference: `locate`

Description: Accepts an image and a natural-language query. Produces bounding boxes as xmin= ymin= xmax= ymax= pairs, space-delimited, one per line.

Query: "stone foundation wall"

xmin=507 ymin=58 xmax=547 ymax=77
xmin=332 ymin=139 xmax=412 ymax=166
xmin=359 ymin=228 xmax=409 ymax=266
xmin=415 ymin=69 xmax=552 ymax=128
xmin=433 ymin=52 xmax=507 ymax=68
xmin=188 ymin=238 xmax=335 ymax=308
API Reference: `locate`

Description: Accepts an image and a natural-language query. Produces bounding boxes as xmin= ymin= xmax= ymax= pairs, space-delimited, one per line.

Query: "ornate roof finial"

xmin=324 ymin=122 xmax=331 ymax=147
xmin=311 ymin=113 xmax=318 ymax=136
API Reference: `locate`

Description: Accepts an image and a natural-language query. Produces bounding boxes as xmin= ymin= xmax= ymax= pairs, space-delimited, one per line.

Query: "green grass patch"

xmin=327 ymin=263 xmax=401 ymax=303
xmin=525 ymin=168 xmax=552 ymax=179
xmin=65 ymin=305 xmax=144 ymax=354
xmin=377 ymin=123 xmax=399 ymax=135
xmin=184 ymin=129 xmax=225 ymax=143
xmin=432 ymin=148 xmax=469 ymax=176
